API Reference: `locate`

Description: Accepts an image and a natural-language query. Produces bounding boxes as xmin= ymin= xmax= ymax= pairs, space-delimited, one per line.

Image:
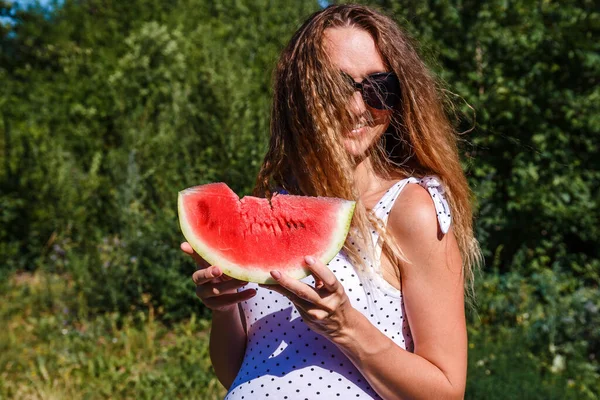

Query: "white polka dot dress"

xmin=225 ymin=177 xmax=451 ymax=400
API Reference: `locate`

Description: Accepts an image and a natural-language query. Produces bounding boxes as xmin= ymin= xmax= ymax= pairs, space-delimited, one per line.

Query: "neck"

xmin=353 ymin=155 xmax=409 ymax=198
xmin=353 ymin=156 xmax=386 ymax=197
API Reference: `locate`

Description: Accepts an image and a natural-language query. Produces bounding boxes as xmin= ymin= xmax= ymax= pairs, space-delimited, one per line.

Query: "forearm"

xmin=209 ymin=306 xmax=247 ymax=389
xmin=332 ymin=309 xmax=464 ymax=400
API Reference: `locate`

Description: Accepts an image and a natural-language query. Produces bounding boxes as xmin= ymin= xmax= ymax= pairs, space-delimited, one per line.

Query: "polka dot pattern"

xmin=225 ymin=177 xmax=450 ymax=400
xmin=416 ymin=176 xmax=451 ymax=234
xmin=372 ymin=176 xmax=451 ymax=234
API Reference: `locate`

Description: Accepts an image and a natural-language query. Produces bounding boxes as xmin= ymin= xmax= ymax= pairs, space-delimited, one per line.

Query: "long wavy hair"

xmin=253 ymin=4 xmax=481 ymax=303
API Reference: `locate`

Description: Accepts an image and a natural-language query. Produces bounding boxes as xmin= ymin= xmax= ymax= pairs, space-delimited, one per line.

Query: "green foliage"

xmin=1 ymin=0 xmax=599 ymax=397
xmin=467 ymin=326 xmax=591 ymax=399
xmin=364 ymin=0 xmax=600 ymax=280
xmin=469 ymin=269 xmax=600 ymax=397
xmin=1 ymin=272 xmax=595 ymax=399
xmin=0 ymin=0 xmax=320 ymax=318
xmin=0 ymin=272 xmax=225 ymax=399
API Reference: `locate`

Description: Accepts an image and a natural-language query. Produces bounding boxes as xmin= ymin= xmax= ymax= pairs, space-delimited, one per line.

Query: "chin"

xmin=343 ymin=140 xmax=369 ymax=158
xmin=343 ymin=125 xmax=386 ymax=157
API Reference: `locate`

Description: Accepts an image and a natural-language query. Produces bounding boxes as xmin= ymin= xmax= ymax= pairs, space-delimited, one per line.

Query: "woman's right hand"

xmin=181 ymin=242 xmax=257 ymax=312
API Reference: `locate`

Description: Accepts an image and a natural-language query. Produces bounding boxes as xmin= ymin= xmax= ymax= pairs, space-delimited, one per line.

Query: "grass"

xmin=465 ymin=327 xmax=591 ymax=400
xmin=0 ymin=272 xmax=226 ymax=400
xmin=0 ymin=271 xmax=596 ymax=399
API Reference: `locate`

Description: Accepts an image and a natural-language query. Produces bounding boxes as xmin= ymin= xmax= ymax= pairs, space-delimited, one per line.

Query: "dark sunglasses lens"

xmin=363 ymin=74 xmax=401 ymax=110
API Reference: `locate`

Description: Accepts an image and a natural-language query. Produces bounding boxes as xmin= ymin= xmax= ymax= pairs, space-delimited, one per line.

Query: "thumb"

xmin=180 ymin=242 xmax=210 ymax=269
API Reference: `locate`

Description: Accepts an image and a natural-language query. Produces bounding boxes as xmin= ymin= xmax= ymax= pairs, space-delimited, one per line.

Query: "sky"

xmin=8 ymin=0 xmax=57 ymax=7
xmin=2 ymin=1 xmax=58 ymax=25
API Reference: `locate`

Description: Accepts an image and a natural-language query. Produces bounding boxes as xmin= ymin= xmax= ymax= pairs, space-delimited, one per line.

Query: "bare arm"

xmin=209 ymin=306 xmax=247 ymax=388
xmin=265 ymin=184 xmax=467 ymax=399
xmin=333 ymin=184 xmax=467 ymax=399
xmin=182 ymin=242 xmax=256 ymax=389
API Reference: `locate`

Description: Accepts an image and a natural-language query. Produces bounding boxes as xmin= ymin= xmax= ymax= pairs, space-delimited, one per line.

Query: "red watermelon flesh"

xmin=178 ymin=183 xmax=355 ymax=284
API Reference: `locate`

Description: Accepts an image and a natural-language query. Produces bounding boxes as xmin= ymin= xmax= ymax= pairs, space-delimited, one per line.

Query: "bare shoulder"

xmin=385 ymin=181 xmax=462 ymax=277
xmin=385 ymin=181 xmax=467 ymax=395
xmin=387 ymin=182 xmax=442 ymax=243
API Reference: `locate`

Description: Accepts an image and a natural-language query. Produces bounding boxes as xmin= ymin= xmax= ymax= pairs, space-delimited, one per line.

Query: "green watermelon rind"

xmin=178 ymin=189 xmax=356 ymax=285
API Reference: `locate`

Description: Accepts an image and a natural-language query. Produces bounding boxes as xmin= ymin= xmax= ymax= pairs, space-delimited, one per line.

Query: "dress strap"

xmin=418 ymin=176 xmax=452 ymax=234
xmin=372 ymin=176 xmax=452 ymax=234
xmin=372 ymin=177 xmax=417 ymax=221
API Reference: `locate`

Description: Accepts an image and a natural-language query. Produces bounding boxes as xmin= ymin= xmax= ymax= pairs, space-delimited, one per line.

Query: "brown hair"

xmin=254 ymin=4 xmax=481 ymax=303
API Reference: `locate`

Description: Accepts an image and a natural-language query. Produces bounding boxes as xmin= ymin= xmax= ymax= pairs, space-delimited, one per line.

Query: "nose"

xmin=348 ymin=90 xmax=367 ymax=117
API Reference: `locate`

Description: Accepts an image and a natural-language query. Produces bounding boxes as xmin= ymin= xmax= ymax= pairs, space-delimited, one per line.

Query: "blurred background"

xmin=0 ymin=0 xmax=598 ymax=398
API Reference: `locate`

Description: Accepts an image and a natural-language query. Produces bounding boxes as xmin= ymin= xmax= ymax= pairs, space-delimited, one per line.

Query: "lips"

xmin=349 ymin=121 xmax=368 ymax=136
xmin=350 ymin=126 xmax=367 ymax=136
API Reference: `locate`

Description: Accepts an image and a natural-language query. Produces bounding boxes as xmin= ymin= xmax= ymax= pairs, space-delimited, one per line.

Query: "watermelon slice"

xmin=178 ymin=183 xmax=355 ymax=284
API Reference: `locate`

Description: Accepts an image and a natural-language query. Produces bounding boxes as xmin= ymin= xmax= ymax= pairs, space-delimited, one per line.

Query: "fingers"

xmin=196 ymin=278 xmax=249 ymax=299
xmin=193 ymin=266 xmax=255 ymax=310
xmin=304 ymin=256 xmax=339 ymax=292
xmin=192 ymin=265 xmax=223 ymax=286
xmin=180 ymin=242 xmax=210 ymax=269
xmin=259 ymin=257 xmax=340 ymax=305
xmin=266 ymin=270 xmax=322 ymax=304
xmin=262 ymin=283 xmax=312 ymax=311
xmin=200 ymin=289 xmax=257 ymax=310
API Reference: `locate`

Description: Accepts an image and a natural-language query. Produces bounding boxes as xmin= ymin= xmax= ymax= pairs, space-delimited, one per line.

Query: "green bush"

xmin=1 ymin=0 xmax=598 ymax=396
xmin=469 ymin=269 xmax=600 ymax=397
xmin=467 ymin=326 xmax=585 ymax=400
xmin=0 ymin=273 xmax=225 ymax=399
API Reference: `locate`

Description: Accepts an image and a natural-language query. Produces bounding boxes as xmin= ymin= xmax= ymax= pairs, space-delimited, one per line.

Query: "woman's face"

xmin=323 ymin=27 xmax=392 ymax=158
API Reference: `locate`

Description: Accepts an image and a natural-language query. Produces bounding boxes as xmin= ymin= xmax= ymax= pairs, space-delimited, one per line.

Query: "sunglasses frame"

xmin=342 ymin=71 xmax=402 ymax=110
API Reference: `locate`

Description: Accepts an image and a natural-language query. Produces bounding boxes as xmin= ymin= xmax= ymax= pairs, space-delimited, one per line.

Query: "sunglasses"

xmin=342 ymin=71 xmax=402 ymax=110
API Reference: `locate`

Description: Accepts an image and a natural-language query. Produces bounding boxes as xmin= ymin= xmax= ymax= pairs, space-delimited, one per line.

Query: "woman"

xmin=182 ymin=4 xmax=480 ymax=399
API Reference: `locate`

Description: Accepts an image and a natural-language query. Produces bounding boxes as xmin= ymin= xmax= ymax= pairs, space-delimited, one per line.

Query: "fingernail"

xmin=212 ymin=267 xmax=221 ymax=276
xmin=305 ymin=256 xmax=315 ymax=265
xmin=270 ymin=270 xmax=282 ymax=280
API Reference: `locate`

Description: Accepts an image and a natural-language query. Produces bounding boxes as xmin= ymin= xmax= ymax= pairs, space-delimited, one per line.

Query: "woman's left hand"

xmin=259 ymin=256 xmax=356 ymax=341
